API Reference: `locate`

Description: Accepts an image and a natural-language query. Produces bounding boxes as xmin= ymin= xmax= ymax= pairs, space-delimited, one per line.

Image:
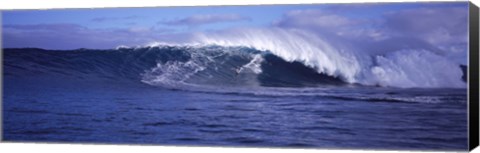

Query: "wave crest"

xmin=163 ymin=28 xmax=465 ymax=88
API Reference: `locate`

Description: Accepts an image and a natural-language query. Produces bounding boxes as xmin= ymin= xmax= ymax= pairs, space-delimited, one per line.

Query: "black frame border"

xmin=469 ymin=1 xmax=479 ymax=151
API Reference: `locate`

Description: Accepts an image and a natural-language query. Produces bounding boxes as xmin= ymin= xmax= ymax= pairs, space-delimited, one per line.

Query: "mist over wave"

xmin=146 ymin=28 xmax=466 ymax=88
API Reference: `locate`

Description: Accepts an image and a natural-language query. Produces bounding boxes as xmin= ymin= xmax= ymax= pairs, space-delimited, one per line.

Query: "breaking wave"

xmin=4 ymin=28 xmax=466 ymax=89
xmin=150 ymin=28 xmax=466 ymax=88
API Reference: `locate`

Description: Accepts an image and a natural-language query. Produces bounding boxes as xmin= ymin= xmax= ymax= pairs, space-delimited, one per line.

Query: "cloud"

xmin=3 ymin=23 xmax=182 ymax=49
xmin=4 ymin=23 xmax=86 ymax=31
xmin=382 ymin=7 xmax=468 ymax=46
xmin=276 ymin=6 xmax=466 ymax=45
xmin=161 ymin=14 xmax=251 ymax=26
xmin=272 ymin=9 xmax=377 ymax=42
xmin=91 ymin=15 xmax=142 ymax=22
xmin=274 ymin=9 xmax=357 ymax=28
xmin=380 ymin=6 xmax=469 ymax=64
xmin=323 ymin=3 xmax=381 ymax=12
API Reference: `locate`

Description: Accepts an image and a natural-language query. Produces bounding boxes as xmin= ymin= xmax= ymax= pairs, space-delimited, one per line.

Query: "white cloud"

xmin=161 ymin=14 xmax=251 ymax=26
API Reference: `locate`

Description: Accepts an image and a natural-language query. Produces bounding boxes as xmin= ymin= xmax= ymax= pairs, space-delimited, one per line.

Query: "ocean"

xmin=2 ymin=46 xmax=468 ymax=150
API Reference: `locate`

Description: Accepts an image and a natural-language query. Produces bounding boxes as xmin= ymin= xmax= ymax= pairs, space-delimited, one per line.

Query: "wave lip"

xmin=193 ymin=28 xmax=362 ymax=84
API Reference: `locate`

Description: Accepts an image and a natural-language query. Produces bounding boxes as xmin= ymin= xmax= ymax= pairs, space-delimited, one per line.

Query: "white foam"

xmin=193 ymin=28 xmax=361 ymax=83
xmin=239 ymin=54 xmax=264 ymax=74
xmin=143 ymin=28 xmax=466 ymax=88
xmin=368 ymin=49 xmax=465 ymax=88
xmin=191 ymin=28 xmax=465 ymax=88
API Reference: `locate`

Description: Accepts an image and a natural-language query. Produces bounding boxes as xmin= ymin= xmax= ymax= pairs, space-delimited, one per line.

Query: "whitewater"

xmin=142 ymin=28 xmax=466 ymax=89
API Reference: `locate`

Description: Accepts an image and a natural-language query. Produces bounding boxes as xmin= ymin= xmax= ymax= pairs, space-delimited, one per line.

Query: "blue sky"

xmin=2 ymin=2 xmax=469 ymax=51
xmin=3 ymin=3 xmax=422 ymax=28
xmin=4 ymin=5 xmax=317 ymax=31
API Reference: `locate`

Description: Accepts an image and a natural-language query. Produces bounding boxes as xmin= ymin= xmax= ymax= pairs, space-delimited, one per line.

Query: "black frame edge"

xmin=469 ymin=1 xmax=480 ymax=151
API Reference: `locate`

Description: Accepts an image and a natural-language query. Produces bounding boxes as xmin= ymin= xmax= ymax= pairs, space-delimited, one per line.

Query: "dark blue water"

xmin=2 ymin=47 xmax=468 ymax=150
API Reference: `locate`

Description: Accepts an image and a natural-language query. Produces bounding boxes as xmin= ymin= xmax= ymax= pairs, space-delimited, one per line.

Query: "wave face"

xmin=4 ymin=40 xmax=466 ymax=89
xmin=4 ymin=46 xmax=345 ymax=89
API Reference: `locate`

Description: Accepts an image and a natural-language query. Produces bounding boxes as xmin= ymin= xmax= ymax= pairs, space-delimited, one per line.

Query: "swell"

xmin=3 ymin=47 xmax=175 ymax=81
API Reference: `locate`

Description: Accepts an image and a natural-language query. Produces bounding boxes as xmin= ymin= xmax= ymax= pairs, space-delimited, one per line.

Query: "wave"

xmin=184 ymin=28 xmax=466 ymax=88
xmin=3 ymin=46 xmax=345 ymax=89
xmin=4 ymin=30 xmax=467 ymax=89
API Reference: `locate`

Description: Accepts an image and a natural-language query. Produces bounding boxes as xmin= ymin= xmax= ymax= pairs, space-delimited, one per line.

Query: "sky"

xmin=1 ymin=2 xmax=470 ymax=63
